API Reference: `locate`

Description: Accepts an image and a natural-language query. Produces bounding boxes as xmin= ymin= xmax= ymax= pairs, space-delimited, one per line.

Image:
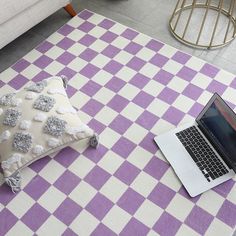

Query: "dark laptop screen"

xmin=199 ymin=98 xmax=236 ymax=166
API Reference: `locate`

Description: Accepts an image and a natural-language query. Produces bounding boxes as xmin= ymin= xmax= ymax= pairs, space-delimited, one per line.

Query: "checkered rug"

xmin=0 ymin=10 xmax=235 ymax=236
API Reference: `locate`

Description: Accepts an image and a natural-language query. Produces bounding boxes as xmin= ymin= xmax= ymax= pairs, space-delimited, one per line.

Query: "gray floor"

xmin=0 ymin=0 xmax=236 ymax=75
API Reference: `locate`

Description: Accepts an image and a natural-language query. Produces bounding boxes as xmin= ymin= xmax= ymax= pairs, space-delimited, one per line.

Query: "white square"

xmin=136 ymin=47 xmax=156 ymax=61
xmin=69 ymin=155 xmax=95 ymax=179
xmin=38 ymin=186 xmax=66 ymax=213
xmin=114 ymin=51 xmax=133 ymax=65
xmin=36 ymin=215 xmax=67 ymax=235
xmin=69 ymin=181 xmax=97 ymax=207
xmin=196 ymin=90 xmax=213 ymax=106
xmin=67 ymin=57 xmax=88 ymax=72
xmin=68 ymin=16 xmax=85 ymax=28
xmin=100 ymin=127 xmax=121 ymax=149
xmin=185 ymin=56 xmax=205 ymax=72
xmin=196 ymin=190 xmax=224 ymax=216
xmin=147 ymin=98 xmax=169 ymax=117
xmin=147 ymin=229 xmax=161 ymax=236
xmin=162 ymin=59 xmax=183 ymax=75
xmin=159 ymin=44 xmax=178 ymax=58
xmin=123 ymin=123 xmax=148 ymax=144
xmin=44 ymin=61 xmax=64 ymax=75
xmin=67 ymin=43 xmax=87 ymax=56
xmin=98 ymin=150 xmax=124 ymax=174
xmin=222 ymin=87 xmax=236 ymax=102
xmin=118 ymin=83 xmax=140 ymax=101
xmin=151 ymin=119 xmax=175 ymax=137
xmin=95 ymin=107 xmax=118 ymax=126
xmin=127 ymin=146 xmax=153 ymax=169
xmin=214 ymin=70 xmax=234 ymax=86
xmin=116 ymin=66 xmax=137 ymax=82
xmin=227 ymin=185 xmax=236 ymax=204
xmin=204 ymin=218 xmax=232 ymax=236
xmin=109 ymin=23 xmax=127 ymax=35
xmin=92 ymin=70 xmax=113 ymax=86
xmin=131 ymin=171 xmax=157 ymax=197
xmin=7 ymin=191 xmax=34 ymax=218
xmin=191 ymin=73 xmax=212 ymax=89
xmin=5 ymin=221 xmax=33 ymax=236
xmin=167 ymin=76 xmax=188 ymax=93
xmin=166 ymin=193 xmax=194 ymax=221
xmin=139 ymin=63 xmax=160 ymax=78
xmin=45 ymin=46 xmax=65 ymax=59
xmin=143 ymin=80 xmax=165 ymax=97
xmin=0 ymin=68 xmax=18 ymax=83
xmin=89 ymin=26 xmax=107 ymax=38
xmin=91 ymin=54 xmax=110 ymax=68
xmin=21 ymin=65 xmax=41 ymax=80
xmin=102 ymin=205 xmax=131 ymax=234
xmin=67 ymin=29 xmax=86 ymax=42
xmin=176 ymin=224 xmax=200 ymax=236
xmin=70 ymin=91 xmax=90 ymax=109
xmin=68 ymin=74 xmax=89 ymax=90
xmin=111 ymin=37 xmax=130 ymax=49
xmin=87 ymin=12 xmax=105 ymax=25
xmin=121 ymin=102 xmax=144 ymax=122
xmin=70 ymin=210 xmax=99 ymax=235
xmin=93 ymin=87 xmax=115 ymax=105
xmin=21 ymin=167 xmax=37 ymax=189
xmin=100 ymin=176 xmax=128 ymax=203
xmin=172 ymin=95 xmax=195 ymax=113
xmin=47 ymin=32 xmax=64 ymax=45
xmin=133 ymin=33 xmax=151 ymax=46
xmin=39 ymin=160 xmax=65 ymax=184
xmin=23 ymin=49 xmax=42 ymax=63
xmin=134 ymin=199 xmax=163 ymax=228
xmin=90 ymin=39 xmax=108 ymax=53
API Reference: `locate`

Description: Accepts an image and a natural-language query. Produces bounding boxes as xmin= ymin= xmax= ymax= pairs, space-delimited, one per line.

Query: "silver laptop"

xmin=154 ymin=93 xmax=236 ymax=197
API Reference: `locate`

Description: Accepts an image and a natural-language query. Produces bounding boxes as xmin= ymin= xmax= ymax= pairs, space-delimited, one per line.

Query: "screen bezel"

xmin=196 ymin=93 xmax=236 ymax=172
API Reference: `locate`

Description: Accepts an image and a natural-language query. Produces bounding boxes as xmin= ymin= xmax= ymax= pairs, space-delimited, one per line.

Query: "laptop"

xmin=154 ymin=93 xmax=236 ymax=197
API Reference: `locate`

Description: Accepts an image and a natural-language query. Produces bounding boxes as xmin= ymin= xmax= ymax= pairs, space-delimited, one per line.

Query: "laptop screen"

xmin=198 ymin=94 xmax=236 ymax=169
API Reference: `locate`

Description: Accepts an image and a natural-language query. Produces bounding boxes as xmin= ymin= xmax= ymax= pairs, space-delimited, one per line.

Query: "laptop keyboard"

xmin=176 ymin=126 xmax=229 ymax=182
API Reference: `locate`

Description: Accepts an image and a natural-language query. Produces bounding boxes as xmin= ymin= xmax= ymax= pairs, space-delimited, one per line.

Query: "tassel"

xmin=60 ymin=75 xmax=68 ymax=89
xmin=89 ymin=133 xmax=99 ymax=148
xmin=5 ymin=171 xmax=21 ymax=193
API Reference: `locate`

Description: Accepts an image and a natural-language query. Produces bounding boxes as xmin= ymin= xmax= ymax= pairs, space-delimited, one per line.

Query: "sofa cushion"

xmin=0 ymin=0 xmax=40 ymax=25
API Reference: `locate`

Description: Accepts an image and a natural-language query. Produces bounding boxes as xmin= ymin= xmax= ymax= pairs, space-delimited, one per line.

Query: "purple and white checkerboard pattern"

xmin=0 ymin=10 xmax=235 ymax=236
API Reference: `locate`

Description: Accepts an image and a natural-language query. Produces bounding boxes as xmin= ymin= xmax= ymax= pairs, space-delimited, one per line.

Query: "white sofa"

xmin=0 ymin=0 xmax=71 ymax=49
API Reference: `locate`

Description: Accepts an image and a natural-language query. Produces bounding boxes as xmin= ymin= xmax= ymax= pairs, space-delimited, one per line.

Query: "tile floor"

xmin=0 ymin=0 xmax=236 ymax=75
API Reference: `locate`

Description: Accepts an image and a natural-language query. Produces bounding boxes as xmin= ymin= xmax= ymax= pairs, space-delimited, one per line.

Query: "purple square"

xmin=107 ymin=94 xmax=129 ymax=113
xmin=183 ymin=84 xmax=203 ymax=100
xmin=146 ymin=39 xmax=164 ymax=51
xmin=213 ymin=179 xmax=235 ymax=198
xmin=103 ymin=60 xmax=123 ymax=75
xmin=78 ymin=21 xmax=95 ymax=33
xmin=79 ymin=10 xmax=93 ymax=20
xmin=124 ymin=42 xmax=142 ymax=55
xmin=88 ymin=119 xmax=106 ymax=134
xmin=79 ymin=34 xmax=96 ymax=47
xmin=0 ymin=208 xmax=18 ymax=235
xmin=0 ymin=80 xmax=5 ymax=88
xmin=109 ymin=114 xmax=132 ymax=134
xmin=120 ymin=218 xmax=149 ymax=236
xmin=85 ymin=166 xmax=110 ymax=190
xmin=29 ymin=155 xmax=51 ymax=173
xmin=54 ymin=170 xmax=81 ymax=194
xmin=129 ymin=73 xmax=150 ymax=89
xmin=117 ymin=188 xmax=145 ymax=214
xmin=21 ymin=203 xmax=50 ymax=231
xmin=58 ymin=24 xmax=74 ymax=36
xmin=98 ymin=19 xmax=115 ymax=29
xmin=102 ymin=45 xmax=120 ymax=58
xmin=144 ymin=157 xmax=169 ymax=180
xmin=200 ymin=63 xmax=219 ymax=78
xmin=81 ymin=80 xmax=101 ymax=97
xmin=162 ymin=107 xmax=185 ymax=125
xmin=24 ymin=175 xmax=50 ymax=200
xmin=32 ymin=71 xmax=51 ymax=82
xmin=172 ymin=51 xmax=191 ymax=64
xmin=185 ymin=206 xmax=214 ymax=235
xmin=12 ymin=59 xmax=30 ymax=72
xmin=8 ymin=74 xmax=28 ymax=90
xmin=80 ymin=48 xmax=98 ymax=61
xmin=0 ymin=184 xmax=17 ymax=205
xmin=34 ymin=55 xmax=53 ymax=69
xmin=153 ymin=212 xmax=181 ymax=236
xmin=112 ymin=137 xmax=136 ymax=159
xmin=100 ymin=31 xmax=118 ymax=43
xmin=178 ymin=186 xmax=200 ymax=203
xmin=54 ymin=147 xmax=78 ymax=168
xmin=83 ymin=144 xmax=108 ymax=163
xmin=150 ymin=53 xmax=169 ymax=68
xmin=158 ymin=87 xmax=179 ymax=104
xmin=82 ymin=99 xmax=104 ymax=116
xmin=67 ymin=84 xmax=77 ymax=98
xmin=63 ymin=228 xmax=78 ymax=236
xmin=126 ymin=57 xmax=146 ymax=71
xmin=154 ymin=69 xmax=174 ymax=85
xmin=177 ymin=66 xmax=197 ymax=81
xmin=216 ymin=200 xmax=236 ymax=227
xmin=136 ymin=110 xmax=159 ymax=130
xmin=80 ymin=63 xmax=100 ymax=78
xmin=133 ymin=91 xmax=154 ymax=108
xmin=91 ymin=223 xmax=116 ymax=236
xmin=36 ymin=41 xmax=53 ymax=53
xmin=57 ymin=51 xmax=75 ymax=65
xmin=148 ymin=182 xmax=175 ymax=208
xmin=188 ymin=102 xmax=204 ymax=118
xmin=139 ymin=132 xmax=158 ymax=154
xmin=105 ymin=77 xmax=126 ymax=92
xmin=121 ymin=28 xmax=139 ymax=40
xmin=57 ymin=37 xmax=74 ymax=50
xmin=114 ymin=161 xmax=140 ymax=185
xmin=58 ymin=67 xmax=76 ymax=80
xmin=207 ymin=80 xmax=227 ymax=95
xmin=86 ymin=193 xmax=113 ymax=220
xmin=54 ymin=198 xmax=82 ymax=225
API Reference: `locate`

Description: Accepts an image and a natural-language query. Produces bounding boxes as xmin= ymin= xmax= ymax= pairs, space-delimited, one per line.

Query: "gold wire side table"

xmin=169 ymin=0 xmax=236 ymax=49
